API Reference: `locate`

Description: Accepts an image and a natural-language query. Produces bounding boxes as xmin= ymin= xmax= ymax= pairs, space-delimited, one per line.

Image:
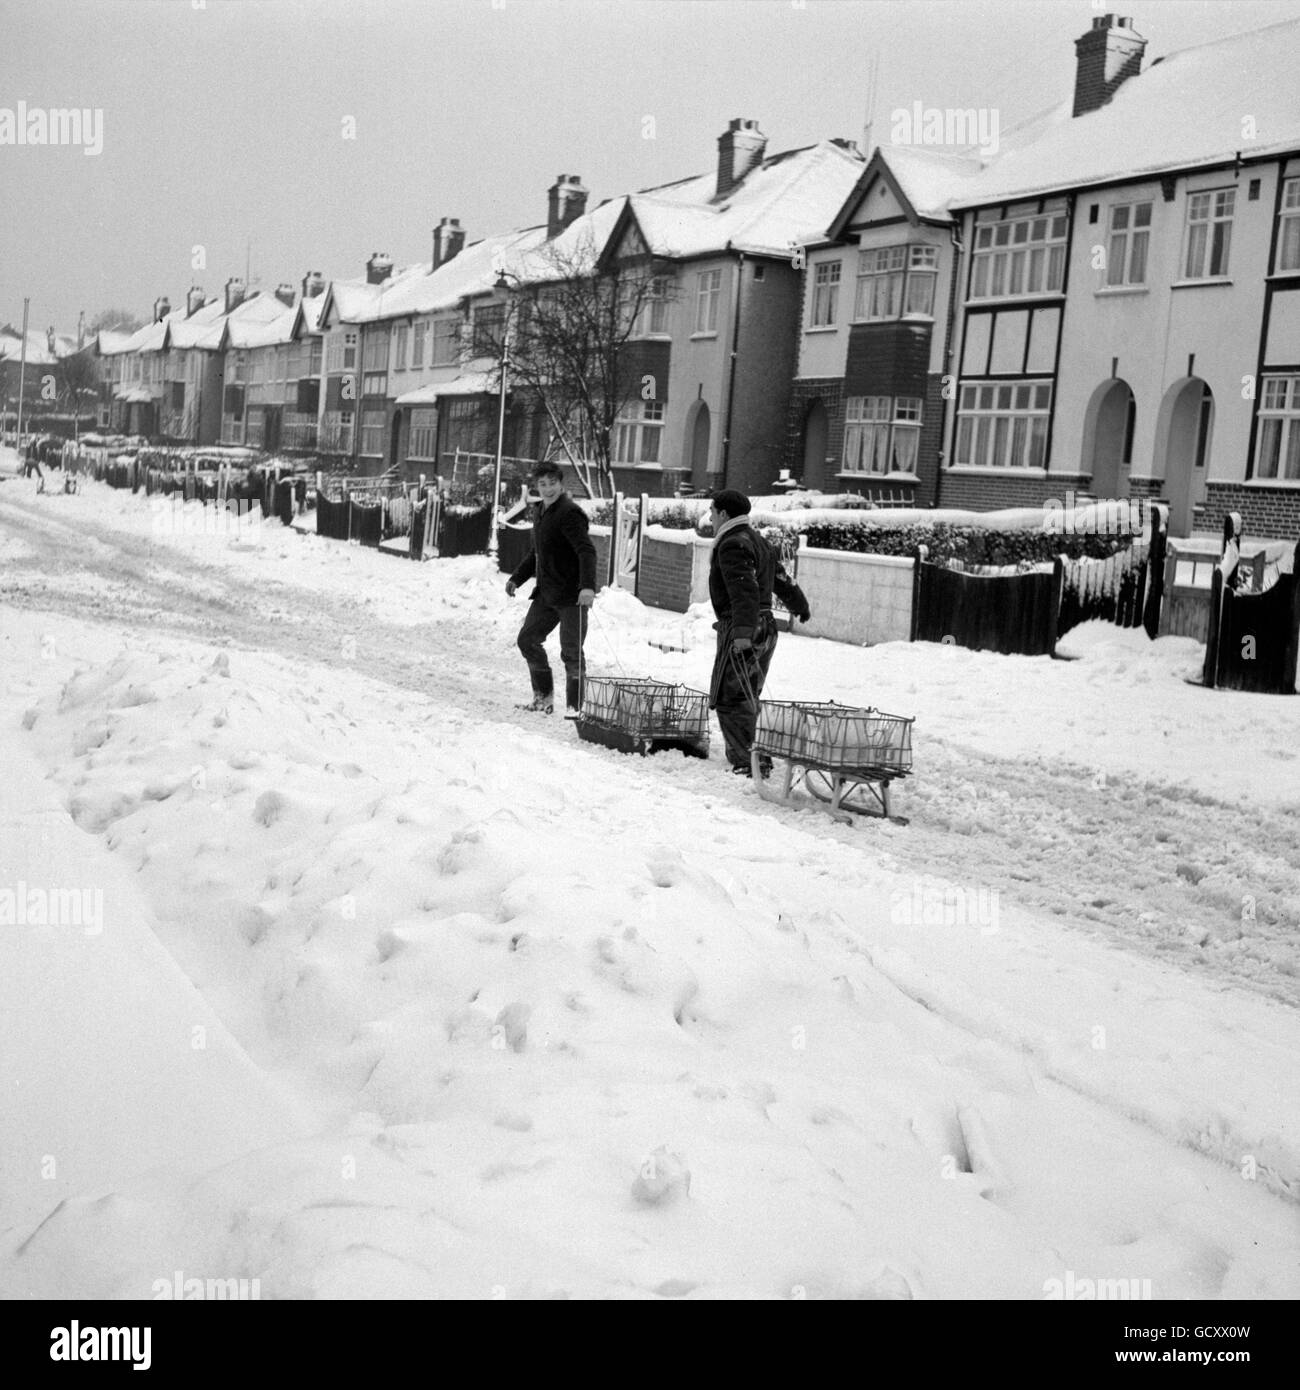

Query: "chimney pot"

xmin=186 ymin=286 xmax=205 ymax=316
xmin=366 ymin=253 xmax=394 ymax=285
xmin=224 ymin=277 xmax=246 ymax=314
xmin=547 ymin=175 xmax=589 ymax=239
xmin=432 ymin=217 xmax=467 ymax=271
xmin=1073 ymin=14 xmax=1146 ymax=118
xmin=275 ymin=282 xmax=296 ymax=307
xmin=153 ymin=295 xmax=172 ymax=323
xmin=716 ymin=117 xmax=767 ymax=199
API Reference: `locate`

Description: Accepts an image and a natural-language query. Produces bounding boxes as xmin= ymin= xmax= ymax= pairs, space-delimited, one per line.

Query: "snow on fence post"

xmin=910 ymin=546 xmax=927 ymax=643
xmin=608 ymin=492 xmax=623 ymax=588
xmin=1048 ymin=555 xmax=1063 ymax=655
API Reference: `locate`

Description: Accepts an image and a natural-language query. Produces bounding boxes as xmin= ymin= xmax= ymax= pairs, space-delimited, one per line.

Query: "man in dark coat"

xmin=708 ymin=489 xmax=810 ymax=775
xmin=506 ymin=461 xmax=597 ymax=714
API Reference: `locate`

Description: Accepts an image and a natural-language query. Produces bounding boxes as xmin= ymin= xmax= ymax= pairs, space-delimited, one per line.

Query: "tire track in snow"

xmin=2 ymin=489 xmax=1297 ymax=1009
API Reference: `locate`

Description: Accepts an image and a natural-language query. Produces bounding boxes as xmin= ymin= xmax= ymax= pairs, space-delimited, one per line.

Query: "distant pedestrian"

xmin=707 ymin=489 xmax=810 ymax=775
xmin=21 ymin=438 xmax=45 ymax=492
xmin=506 ymin=461 xmax=597 ymax=715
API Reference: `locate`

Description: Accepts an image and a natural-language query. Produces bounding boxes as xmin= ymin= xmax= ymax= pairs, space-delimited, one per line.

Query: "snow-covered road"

xmin=2 ymin=470 xmax=1297 ymax=1299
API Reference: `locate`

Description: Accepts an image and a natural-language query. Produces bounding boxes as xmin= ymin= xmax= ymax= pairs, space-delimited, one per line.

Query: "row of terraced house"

xmin=93 ymin=14 xmax=1300 ymax=537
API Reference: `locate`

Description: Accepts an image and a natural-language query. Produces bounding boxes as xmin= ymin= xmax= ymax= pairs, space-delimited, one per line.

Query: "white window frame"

xmin=694 ymin=269 xmax=722 ymax=335
xmin=1184 ymin=188 xmax=1234 ymax=279
xmin=1106 ymin=201 xmax=1152 ymax=286
xmin=394 ymin=323 xmax=409 ymax=371
xmin=842 ymin=395 xmax=923 ymax=475
xmin=1276 ymin=179 xmax=1300 ymax=274
xmin=810 ymin=260 xmax=841 ymax=327
xmin=408 ymin=407 xmax=438 ymax=461
xmin=1256 ymin=375 xmax=1300 ymax=480
xmin=953 ymin=380 xmax=1053 ymax=469
xmin=854 ymin=245 xmax=938 ymax=321
xmin=411 ymin=321 xmax=427 ymax=369
xmin=613 ymin=399 xmax=665 ymax=464
xmin=970 ymin=204 xmax=1068 ymax=301
xmin=431 ymin=317 xmax=457 ymax=365
xmin=359 ymin=406 xmax=386 ymax=457
xmin=631 ymin=276 xmax=671 ymax=337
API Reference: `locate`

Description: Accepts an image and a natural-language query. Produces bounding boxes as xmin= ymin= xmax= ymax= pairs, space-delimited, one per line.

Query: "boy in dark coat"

xmin=506 ymin=461 xmax=597 ymax=714
xmin=707 ymin=489 xmax=810 ymax=775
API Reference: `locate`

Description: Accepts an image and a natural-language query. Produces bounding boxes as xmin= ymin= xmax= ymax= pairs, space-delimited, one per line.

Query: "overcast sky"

xmin=4 ymin=0 xmax=1299 ymax=333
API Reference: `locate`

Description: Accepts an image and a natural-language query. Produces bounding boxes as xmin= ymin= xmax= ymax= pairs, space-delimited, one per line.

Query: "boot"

xmin=516 ymin=693 xmax=554 ymax=714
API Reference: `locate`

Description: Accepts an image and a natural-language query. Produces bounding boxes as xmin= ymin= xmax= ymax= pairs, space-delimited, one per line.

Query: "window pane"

xmin=1028 ymin=416 xmax=1048 ymax=468
xmin=1107 ymin=234 xmax=1126 ymax=285
xmin=1211 ymin=221 xmax=1231 ymax=276
xmin=993 ymin=416 xmax=1009 ymax=467
xmin=955 ymin=416 xmax=972 ymax=463
xmin=1257 ymin=419 xmax=1280 ymax=478
xmin=1010 ymin=415 xmax=1028 ymax=468
xmin=1129 ymin=231 xmax=1148 ymax=283
xmin=1285 ymin=422 xmax=1300 ymax=480
xmin=1186 ymin=222 xmax=1206 ymax=278
xmin=1280 ymin=218 xmax=1300 ymax=272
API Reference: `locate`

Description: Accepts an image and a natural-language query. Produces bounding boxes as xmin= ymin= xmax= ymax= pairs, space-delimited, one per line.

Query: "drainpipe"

xmin=719 ymin=244 xmax=745 ymax=489
xmin=933 ymin=219 xmax=964 ymax=511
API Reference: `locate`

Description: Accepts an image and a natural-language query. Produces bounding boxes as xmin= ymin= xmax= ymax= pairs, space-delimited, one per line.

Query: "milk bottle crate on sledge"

xmin=752 ymin=701 xmax=915 ymax=821
xmin=576 ymin=677 xmax=710 ymax=758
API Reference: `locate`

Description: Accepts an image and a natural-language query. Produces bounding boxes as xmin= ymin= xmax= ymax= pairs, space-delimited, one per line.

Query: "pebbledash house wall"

xmin=940 ymin=157 xmax=1300 ymax=536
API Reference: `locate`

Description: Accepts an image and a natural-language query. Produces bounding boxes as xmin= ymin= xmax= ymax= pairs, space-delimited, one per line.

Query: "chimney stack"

xmin=547 ymin=175 xmax=588 ymax=239
xmin=274 ymin=282 xmax=296 ymax=307
xmin=1073 ymin=15 xmax=1146 ymax=118
xmin=366 ymin=252 xmax=394 ymax=285
xmin=301 ymin=270 xmax=325 ymax=299
xmin=186 ymin=286 xmax=205 ymax=316
xmin=224 ymin=277 xmax=246 ymax=314
xmin=153 ymin=295 xmax=171 ymax=323
xmin=432 ymin=217 xmax=467 ymax=271
xmin=716 ymin=118 xmax=767 ymax=199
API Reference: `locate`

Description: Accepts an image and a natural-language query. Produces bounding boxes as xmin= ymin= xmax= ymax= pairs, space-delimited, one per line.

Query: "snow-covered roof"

xmin=0 ymin=328 xmax=62 ymax=366
xmin=393 ymin=370 xmax=498 ymax=405
xmin=624 ymin=140 xmax=866 ymax=258
xmin=875 ymin=146 xmax=984 ymax=222
xmin=951 ymin=17 xmax=1300 ymax=207
xmin=164 ymin=298 xmax=229 ymax=352
xmin=222 ymin=292 xmax=295 ymax=350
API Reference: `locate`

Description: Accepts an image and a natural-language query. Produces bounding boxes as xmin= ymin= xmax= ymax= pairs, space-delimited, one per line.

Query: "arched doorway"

xmin=1155 ymin=377 xmax=1214 ymax=537
xmin=801 ymin=399 xmax=828 ymax=490
xmin=687 ymin=400 xmax=712 ymax=489
xmin=1080 ymin=378 xmax=1134 ymax=499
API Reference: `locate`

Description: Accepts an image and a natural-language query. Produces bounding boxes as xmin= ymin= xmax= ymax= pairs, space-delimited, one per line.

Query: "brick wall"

xmin=845 ymin=321 xmax=931 ymax=400
xmin=1196 ymin=483 xmax=1300 ymax=541
xmin=937 ymin=471 xmax=1091 ymax=512
xmin=783 ymin=378 xmax=844 ymax=489
xmin=636 ymin=534 xmax=695 ymax=612
xmin=592 ymin=529 xmax=611 ymax=590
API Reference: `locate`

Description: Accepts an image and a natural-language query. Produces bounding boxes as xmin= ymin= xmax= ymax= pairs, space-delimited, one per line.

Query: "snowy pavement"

xmin=1 ymin=464 xmax=1297 ymax=1299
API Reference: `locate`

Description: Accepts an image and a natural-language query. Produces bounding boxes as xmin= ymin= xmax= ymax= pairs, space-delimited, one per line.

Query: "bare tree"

xmin=491 ymin=231 xmax=676 ymax=498
xmin=57 ymin=350 xmax=100 ymax=439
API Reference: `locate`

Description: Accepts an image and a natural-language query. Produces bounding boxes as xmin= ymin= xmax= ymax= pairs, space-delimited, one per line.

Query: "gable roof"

xmin=608 ymin=139 xmax=866 ymax=263
xmin=825 ymin=145 xmax=983 ymax=241
xmin=951 ymin=17 xmax=1300 ymax=208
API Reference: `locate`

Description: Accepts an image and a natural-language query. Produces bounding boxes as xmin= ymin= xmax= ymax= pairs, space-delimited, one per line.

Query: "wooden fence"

xmin=912 ymin=556 xmax=1061 ymax=656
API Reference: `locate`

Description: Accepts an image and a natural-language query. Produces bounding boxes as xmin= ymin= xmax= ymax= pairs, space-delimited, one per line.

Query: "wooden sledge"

xmin=751 ymin=701 xmax=913 ymax=824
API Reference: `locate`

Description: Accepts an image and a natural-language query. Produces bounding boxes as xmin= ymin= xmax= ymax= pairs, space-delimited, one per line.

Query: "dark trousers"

xmin=517 ymin=597 xmax=588 ymax=707
xmin=710 ymin=623 xmax=778 ymax=769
